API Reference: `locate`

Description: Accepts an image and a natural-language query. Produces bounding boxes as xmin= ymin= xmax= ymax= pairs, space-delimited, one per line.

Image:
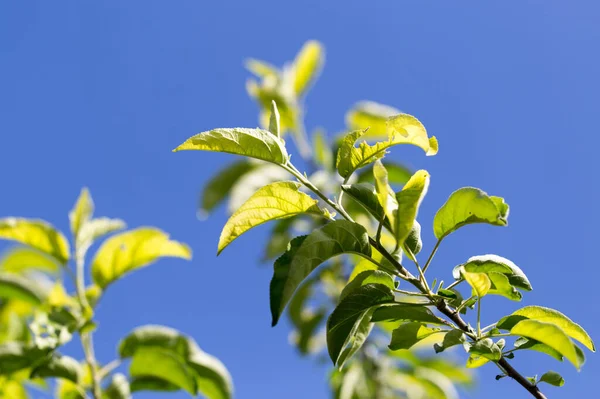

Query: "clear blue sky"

xmin=1 ymin=1 xmax=599 ymax=398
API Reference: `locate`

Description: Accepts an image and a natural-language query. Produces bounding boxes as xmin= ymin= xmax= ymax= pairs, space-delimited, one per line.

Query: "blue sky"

xmin=1 ymin=1 xmax=599 ymax=398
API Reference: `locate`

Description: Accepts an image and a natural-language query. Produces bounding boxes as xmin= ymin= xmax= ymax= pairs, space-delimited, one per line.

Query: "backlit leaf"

xmin=345 ymin=101 xmax=400 ymax=138
xmin=91 ymin=228 xmax=191 ymax=289
xmin=31 ymin=354 xmax=82 ymax=383
xmin=340 ymin=270 xmax=394 ymax=300
xmin=389 ymin=323 xmax=443 ymax=351
xmin=469 ymin=338 xmax=501 ymax=361
xmin=497 ymin=305 xmax=595 ymax=352
xmin=187 ymin=343 xmax=233 ymax=399
xmin=217 ymin=181 xmax=321 ymax=254
xmin=0 ymin=218 xmax=70 ymax=264
xmin=130 ymin=347 xmax=198 ymax=395
xmin=293 ymin=40 xmax=324 ymax=95
xmin=0 ymin=272 xmax=47 ymax=305
xmin=0 ymin=246 xmax=60 ymax=275
xmin=200 ymin=160 xmax=257 ymax=215
xmin=433 ymin=330 xmax=466 ymax=353
xmin=513 ymin=337 xmax=564 ymax=362
xmin=104 ymin=373 xmax=131 ymax=399
xmin=373 ymin=160 xmax=398 ymax=225
xmin=173 ymin=128 xmax=288 ymax=165
xmin=459 ymin=268 xmax=491 ymax=297
xmin=539 ymin=371 xmax=565 ymax=387
xmin=372 ymin=304 xmax=445 ymax=325
xmin=270 ymin=221 xmax=371 ymax=326
xmin=341 ymin=183 xmax=390 ymax=230
xmin=433 ymin=187 xmax=509 ymax=240
xmin=69 ymin=188 xmax=94 ymax=239
xmin=356 ymin=161 xmax=412 ymax=186
xmin=395 ymin=170 xmax=429 ymax=248
xmin=76 ymin=218 xmax=126 ymax=259
xmin=452 ymin=255 xmax=531 ymax=291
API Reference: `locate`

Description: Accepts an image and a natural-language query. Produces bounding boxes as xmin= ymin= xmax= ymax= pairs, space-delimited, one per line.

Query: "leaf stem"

xmin=477 ymin=297 xmax=482 ymax=337
xmin=422 ymin=237 xmax=442 ymax=274
xmin=444 ymin=279 xmax=463 ymax=291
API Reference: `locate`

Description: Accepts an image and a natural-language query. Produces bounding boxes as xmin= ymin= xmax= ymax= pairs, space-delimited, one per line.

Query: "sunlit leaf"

xmin=0 ymin=380 xmax=27 ymax=399
xmin=372 ymin=304 xmax=445 ymax=325
xmin=389 ymin=323 xmax=443 ymax=351
xmin=0 ymin=218 xmax=70 ymax=264
xmin=336 ymin=115 xmax=437 ymax=179
xmin=394 ymin=170 xmax=429 ymax=249
xmin=76 ymin=218 xmax=126 ymax=259
xmin=539 ymin=371 xmax=565 ymax=387
xmin=345 ymin=101 xmax=400 ymax=138
xmin=340 ymin=270 xmax=394 ymax=300
xmin=130 ymin=347 xmax=198 ymax=395
xmin=104 ymin=373 xmax=131 ymax=399
xmin=510 ymin=319 xmax=581 ymax=369
xmin=130 ymin=376 xmax=180 ymax=393
xmin=270 ymin=221 xmax=371 ymax=326
xmin=327 ymin=284 xmax=394 ymax=365
xmin=466 ymin=355 xmax=489 ymax=369
xmin=91 ymin=228 xmax=191 ymax=289
xmin=217 ymin=181 xmax=321 ymax=254
xmin=513 ymin=337 xmax=564 ymax=362
xmin=313 ymin=129 xmax=333 ymax=170
xmin=356 ymin=161 xmax=412 ymax=186
xmin=0 ymin=342 xmax=48 ymax=374
xmin=0 ymin=273 xmax=47 ymax=305
xmin=293 ymin=40 xmax=324 ymax=95
xmin=433 ymin=330 xmax=466 ymax=353
xmin=245 ymin=58 xmax=279 ymax=78
xmin=30 ymin=354 xmax=82 ymax=383
xmin=199 ymin=161 xmax=258 ymax=216
xmin=404 ymin=221 xmax=423 ymax=256
xmin=69 ymin=188 xmax=94 ymax=239
xmin=268 ymin=100 xmax=281 ymax=138
xmin=469 ymin=338 xmax=501 ymax=361
xmin=173 ymin=128 xmax=288 ymax=165
xmin=452 ymin=254 xmax=531 ymax=292
xmin=497 ymin=305 xmax=595 ymax=352
xmin=227 ymin=163 xmax=290 ymax=213
xmin=119 ymin=325 xmax=188 ymax=358
xmin=433 ymin=187 xmax=509 ymax=240
xmin=341 ymin=183 xmax=390 ymax=230
xmin=187 ymin=342 xmax=233 ymax=399
xmin=459 ymin=268 xmax=491 ymax=297
xmin=0 ymin=246 xmax=60 ymax=275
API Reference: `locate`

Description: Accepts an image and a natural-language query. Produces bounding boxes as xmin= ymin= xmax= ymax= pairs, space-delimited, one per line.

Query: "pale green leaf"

xmin=130 ymin=376 xmax=180 ymax=393
xmin=404 ymin=221 xmax=423 ymax=256
xmin=466 ymin=355 xmax=490 ymax=369
xmin=104 ymin=373 xmax=131 ymax=399
xmin=173 ymin=128 xmax=288 ymax=165
xmin=539 ymin=371 xmax=565 ymax=387
xmin=293 ymin=40 xmax=324 ymax=95
xmin=76 ymin=218 xmax=126 ymax=259
xmin=91 ymin=228 xmax=191 ymax=289
xmin=244 ymin=58 xmax=279 ymax=78
xmin=452 ymin=254 xmax=531 ymax=291
xmin=0 ymin=272 xmax=47 ymax=305
xmin=199 ymin=161 xmax=257 ymax=215
xmin=433 ymin=330 xmax=466 ymax=353
xmin=30 ymin=354 xmax=82 ymax=383
xmin=217 ymin=181 xmax=321 ymax=254
xmin=371 ymin=304 xmax=445 ymax=325
xmin=268 ymin=100 xmax=281 ymax=138
xmin=345 ymin=101 xmax=400 ymax=138
xmin=433 ymin=187 xmax=509 ymax=240
xmin=0 ymin=218 xmax=70 ymax=264
xmin=69 ymin=188 xmax=94 ymax=239
xmin=497 ymin=305 xmax=595 ymax=352
xmin=356 ymin=161 xmax=412 ymax=186
xmin=459 ymin=268 xmax=491 ymax=297
xmin=119 ymin=325 xmax=188 ymax=358
xmin=0 ymin=380 xmax=28 ymax=399
xmin=187 ymin=343 xmax=233 ymax=399
xmin=327 ymin=283 xmax=394 ymax=365
xmin=469 ymin=338 xmax=501 ymax=361
xmin=395 ymin=170 xmax=430 ymax=248
xmin=227 ymin=163 xmax=290 ymax=213
xmin=373 ymin=160 xmax=398 ymax=225
xmin=130 ymin=347 xmax=198 ymax=395
xmin=511 ymin=319 xmax=581 ymax=369
xmin=336 ymin=114 xmax=437 ymax=179
xmin=313 ymin=129 xmax=333 ymax=170
xmin=389 ymin=323 xmax=443 ymax=351
xmin=486 ymin=272 xmax=522 ymax=301
xmin=270 ymin=221 xmax=371 ymax=326
xmin=0 ymin=246 xmax=60 ymax=275
xmin=514 ymin=337 xmax=564 ymax=362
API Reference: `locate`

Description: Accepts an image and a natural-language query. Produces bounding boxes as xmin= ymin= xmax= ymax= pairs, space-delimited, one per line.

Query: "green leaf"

xmin=466 ymin=355 xmax=490 ymax=369
xmin=497 ymin=306 xmax=595 ymax=352
xmin=539 ymin=371 xmax=565 ymax=387
xmin=187 ymin=343 xmax=233 ymax=399
xmin=513 ymin=337 xmax=564 ymax=362
xmin=459 ymin=268 xmax=491 ymax=297
xmin=217 ymin=181 xmax=321 ymax=254
xmin=389 ymin=323 xmax=443 ymax=351
xmin=336 ymin=115 xmax=438 ymax=179
xmin=103 ymin=373 xmax=131 ymax=399
xmin=434 ymin=330 xmax=466 ymax=353
xmin=373 ymin=160 xmax=398 ymax=226
xmin=199 ymin=161 xmax=258 ymax=215
xmin=327 ymin=283 xmax=394 ymax=365
xmin=433 ymin=187 xmax=509 ymax=240
xmin=371 ymin=304 xmax=446 ymax=325
xmin=173 ymin=128 xmax=288 ymax=165
xmin=0 ymin=342 xmax=48 ymax=374
xmin=0 ymin=272 xmax=47 ymax=305
xmin=91 ymin=228 xmax=191 ymax=289
xmin=270 ymin=220 xmax=371 ymax=326
xmin=245 ymin=58 xmax=279 ymax=78
xmin=293 ymin=40 xmax=324 ymax=95
xmin=341 ymin=183 xmax=390 ymax=230
xmin=227 ymin=163 xmax=290 ymax=213
xmin=130 ymin=376 xmax=180 ymax=393
xmin=340 ymin=270 xmax=394 ymax=300
xmin=345 ymin=101 xmax=400 ymax=139
xmin=394 ymin=170 xmax=430 ymax=248
xmin=510 ymin=319 xmax=582 ymax=369
xmin=119 ymin=325 xmax=188 ymax=359
xmin=313 ymin=129 xmax=333 ymax=170
xmin=452 ymin=254 xmax=532 ymax=291
xmin=469 ymin=338 xmax=501 ymax=361
xmin=69 ymin=188 xmax=94 ymax=239
xmin=268 ymin=100 xmax=281 ymax=138
xmin=336 ymin=308 xmax=374 ymax=369
xmin=30 ymin=354 xmax=82 ymax=383
xmin=0 ymin=218 xmax=70 ymax=264
xmin=404 ymin=221 xmax=423 ymax=256
xmin=0 ymin=246 xmax=60 ymax=275
xmin=356 ymin=161 xmax=412 ymax=186
xmin=486 ymin=272 xmax=522 ymax=301
xmin=0 ymin=380 xmax=28 ymax=399
xmin=76 ymin=218 xmax=126 ymax=259
xmin=130 ymin=347 xmax=198 ymax=395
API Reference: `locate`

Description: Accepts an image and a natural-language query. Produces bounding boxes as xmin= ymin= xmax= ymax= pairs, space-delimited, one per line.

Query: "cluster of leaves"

xmin=0 ymin=189 xmax=232 ymax=399
xmin=176 ymin=42 xmax=595 ymax=399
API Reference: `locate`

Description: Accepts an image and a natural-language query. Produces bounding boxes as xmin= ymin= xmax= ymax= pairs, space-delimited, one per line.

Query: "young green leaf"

xmin=75 ymin=217 xmax=126 ymax=258
xmin=356 ymin=161 xmax=412 ymax=186
xmin=30 ymin=354 xmax=82 ymax=384
xmin=268 ymin=100 xmax=281 ymax=138
xmin=200 ymin=161 xmax=258 ymax=215
xmin=404 ymin=221 xmax=423 ymax=256
xmin=394 ymin=170 xmax=430 ymax=247
xmin=373 ymin=160 xmax=398 ymax=225
xmin=459 ymin=268 xmax=491 ymax=297
xmin=130 ymin=347 xmax=198 ymax=395
xmin=327 ymin=283 xmax=394 ymax=365
xmin=452 ymin=255 xmax=532 ymax=291
xmin=341 ymin=183 xmax=390 ymax=230
xmin=187 ymin=344 xmax=234 ymax=399
xmin=497 ymin=305 xmax=595 ymax=352
xmin=0 ymin=246 xmax=61 ymax=275
xmin=173 ymin=128 xmax=288 ymax=165
xmin=245 ymin=58 xmax=279 ymax=78
xmin=335 ymin=308 xmax=375 ymax=370
xmin=0 ymin=218 xmax=70 ymax=264
xmin=340 ymin=270 xmax=394 ymax=300
xmin=371 ymin=304 xmax=446 ymax=325
xmin=433 ymin=187 xmax=509 ymax=240
xmin=270 ymin=220 xmax=371 ymax=326
xmin=69 ymin=187 xmax=94 ymax=239
xmin=469 ymin=338 xmax=502 ymax=361
xmin=336 ymin=115 xmax=437 ymax=179
xmin=91 ymin=228 xmax=191 ymax=289
xmin=118 ymin=325 xmax=188 ymax=358
xmin=433 ymin=330 xmax=466 ymax=353
xmin=513 ymin=337 xmax=564 ymax=362
xmin=389 ymin=323 xmax=443 ymax=351
xmin=293 ymin=40 xmax=324 ymax=95
xmin=0 ymin=272 xmax=47 ymax=305
xmin=130 ymin=376 xmax=180 ymax=393
xmin=217 ymin=181 xmax=321 ymax=254
xmin=103 ymin=373 xmax=132 ymax=399
xmin=486 ymin=272 xmax=523 ymax=301
xmin=510 ymin=319 xmax=582 ymax=369
xmin=538 ymin=371 xmax=565 ymax=387
xmin=346 ymin=101 xmax=400 ymax=139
